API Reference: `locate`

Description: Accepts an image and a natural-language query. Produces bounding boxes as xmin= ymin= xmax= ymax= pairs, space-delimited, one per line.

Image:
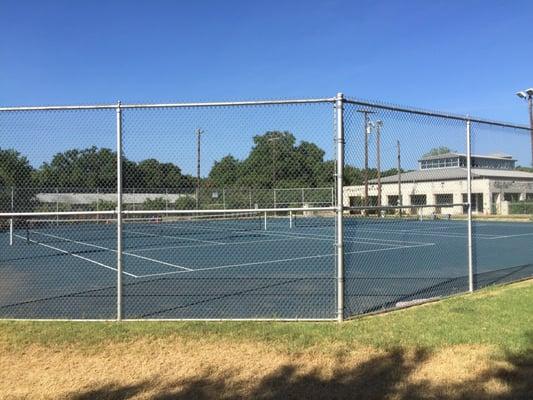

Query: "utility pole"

xmin=267 ymin=135 xmax=282 ymax=192
xmin=196 ymin=128 xmax=203 ymax=210
xmin=516 ymin=88 xmax=533 ymax=166
xmin=397 ymin=140 xmax=402 ymax=213
xmin=357 ymin=110 xmax=374 ymax=207
xmin=375 ymin=121 xmax=383 ymax=207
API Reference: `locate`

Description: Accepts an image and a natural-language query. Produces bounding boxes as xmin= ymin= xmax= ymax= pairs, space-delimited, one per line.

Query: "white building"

xmin=343 ymin=152 xmax=533 ymax=215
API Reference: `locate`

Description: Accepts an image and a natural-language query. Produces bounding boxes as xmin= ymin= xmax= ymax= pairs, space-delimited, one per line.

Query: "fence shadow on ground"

xmin=66 ymin=334 xmax=533 ymax=400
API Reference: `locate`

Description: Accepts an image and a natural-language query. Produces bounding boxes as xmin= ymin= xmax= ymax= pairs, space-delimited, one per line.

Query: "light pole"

xmin=516 ymin=88 xmax=533 ymax=166
xmin=356 ymin=110 xmax=374 ymax=207
xmin=267 ymin=135 xmax=283 ymax=190
xmin=374 ymin=120 xmax=383 ymax=207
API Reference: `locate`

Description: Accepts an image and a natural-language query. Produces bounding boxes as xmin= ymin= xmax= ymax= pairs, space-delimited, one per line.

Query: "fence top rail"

xmin=0 ymin=97 xmax=336 ymax=112
xmin=0 ymin=206 xmax=336 ymax=218
xmin=345 ymin=98 xmax=530 ymax=131
xmin=1 ymin=95 xmax=527 ymax=130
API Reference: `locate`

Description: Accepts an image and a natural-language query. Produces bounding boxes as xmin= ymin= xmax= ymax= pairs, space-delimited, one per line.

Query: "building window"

xmin=504 ymin=193 xmax=520 ymax=202
xmin=388 ymin=195 xmax=400 ymax=206
xmin=410 ymin=195 xmax=427 ymax=205
xmin=435 ymin=194 xmax=453 ymax=205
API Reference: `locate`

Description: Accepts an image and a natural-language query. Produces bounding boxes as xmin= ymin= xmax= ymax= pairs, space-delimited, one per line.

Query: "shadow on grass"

xmin=67 ymin=334 xmax=533 ymax=400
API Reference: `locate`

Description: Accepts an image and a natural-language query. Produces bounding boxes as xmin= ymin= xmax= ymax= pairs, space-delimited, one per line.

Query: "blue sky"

xmin=1 ymin=0 xmax=532 ymax=173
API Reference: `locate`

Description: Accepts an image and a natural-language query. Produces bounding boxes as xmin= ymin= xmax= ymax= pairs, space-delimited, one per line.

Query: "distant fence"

xmin=0 ymin=94 xmax=532 ymax=321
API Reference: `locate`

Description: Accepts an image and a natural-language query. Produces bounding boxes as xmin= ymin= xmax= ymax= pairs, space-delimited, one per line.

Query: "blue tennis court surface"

xmin=1 ymin=216 xmax=532 ymax=319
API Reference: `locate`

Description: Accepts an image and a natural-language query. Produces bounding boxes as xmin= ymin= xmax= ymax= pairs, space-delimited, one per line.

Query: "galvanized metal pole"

xmin=116 ymin=102 xmax=124 ymax=321
xmin=9 ymin=187 xmax=14 ymax=246
xmin=335 ymin=93 xmax=345 ymax=322
xmin=376 ymin=121 xmax=382 ymax=207
xmin=196 ymin=128 xmax=203 ymax=210
xmin=397 ymin=140 xmax=402 ymax=214
xmin=529 ymin=96 xmax=533 ymax=167
xmin=466 ymin=119 xmax=474 ymax=292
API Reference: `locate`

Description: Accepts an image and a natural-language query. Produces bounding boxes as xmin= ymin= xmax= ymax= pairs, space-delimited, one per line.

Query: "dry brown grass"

xmin=1 ymin=338 xmax=531 ymax=400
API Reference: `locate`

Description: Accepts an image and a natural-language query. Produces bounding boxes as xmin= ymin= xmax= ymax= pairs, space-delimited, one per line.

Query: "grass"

xmin=1 ymin=280 xmax=532 ymax=399
xmin=1 ymin=279 xmax=531 ymax=354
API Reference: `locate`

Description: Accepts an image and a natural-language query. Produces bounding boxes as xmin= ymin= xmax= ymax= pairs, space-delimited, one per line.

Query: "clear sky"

xmin=1 ymin=0 xmax=532 ymax=173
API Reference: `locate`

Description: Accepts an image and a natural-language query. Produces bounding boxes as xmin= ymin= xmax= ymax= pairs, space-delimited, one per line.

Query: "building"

xmin=343 ymin=152 xmax=533 ymax=215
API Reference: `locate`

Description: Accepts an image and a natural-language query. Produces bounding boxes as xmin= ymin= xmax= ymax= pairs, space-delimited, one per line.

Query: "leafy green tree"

xmin=208 ymin=155 xmax=242 ymax=187
xmin=142 ymin=197 xmax=167 ymax=210
xmin=36 ymin=147 xmax=118 ymax=188
xmin=174 ymin=196 xmax=196 ymax=210
xmin=0 ymin=148 xmax=35 ymax=211
xmin=137 ymin=159 xmax=193 ymax=189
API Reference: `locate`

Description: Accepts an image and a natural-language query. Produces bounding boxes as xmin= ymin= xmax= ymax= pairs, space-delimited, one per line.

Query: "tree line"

xmin=1 ymin=131 xmax=401 ymax=193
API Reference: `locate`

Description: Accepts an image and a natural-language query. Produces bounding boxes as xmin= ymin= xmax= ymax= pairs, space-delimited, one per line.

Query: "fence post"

xmin=116 ymin=101 xmax=124 ymax=321
xmin=9 ymin=186 xmax=14 ymax=246
xmin=466 ymin=119 xmax=474 ymax=292
xmin=335 ymin=92 xmax=345 ymax=322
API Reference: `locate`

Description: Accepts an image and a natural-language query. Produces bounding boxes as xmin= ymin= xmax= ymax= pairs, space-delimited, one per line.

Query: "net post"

xmin=466 ymin=119 xmax=474 ymax=292
xmin=116 ymin=101 xmax=124 ymax=321
xmin=165 ymin=188 xmax=169 ymax=216
xmin=264 ymin=211 xmax=267 ymax=230
xmin=335 ymin=92 xmax=345 ymax=322
xmin=289 ymin=210 xmax=293 ymax=229
xmin=9 ymin=218 xmax=13 ymax=246
xmin=96 ymin=187 xmax=100 ymax=222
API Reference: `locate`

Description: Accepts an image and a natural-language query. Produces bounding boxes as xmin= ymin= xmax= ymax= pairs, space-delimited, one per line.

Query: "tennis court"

xmin=1 ymin=213 xmax=532 ymax=319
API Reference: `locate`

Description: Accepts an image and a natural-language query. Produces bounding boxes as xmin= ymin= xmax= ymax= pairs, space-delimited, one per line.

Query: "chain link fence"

xmin=0 ymin=95 xmax=532 ymax=320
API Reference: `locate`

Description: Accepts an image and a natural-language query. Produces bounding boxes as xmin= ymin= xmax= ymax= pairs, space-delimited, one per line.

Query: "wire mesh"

xmin=119 ymin=101 xmax=336 ymax=318
xmin=0 ymin=108 xmax=117 ymax=318
xmin=0 ymin=96 xmax=532 ymax=320
xmin=343 ymin=100 xmax=470 ymax=317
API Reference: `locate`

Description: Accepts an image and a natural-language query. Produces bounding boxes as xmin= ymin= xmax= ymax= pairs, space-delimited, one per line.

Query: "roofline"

xmin=418 ymin=153 xmax=516 ymax=162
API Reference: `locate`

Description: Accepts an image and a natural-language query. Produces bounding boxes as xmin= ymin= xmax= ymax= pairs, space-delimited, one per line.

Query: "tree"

xmin=36 ymin=147 xmax=118 ymax=189
xmin=34 ymin=146 xmax=194 ymax=191
xmin=208 ymin=155 xmax=242 ymax=187
xmin=0 ymin=148 xmax=35 ymax=211
xmin=422 ymin=147 xmax=456 ymax=157
xmin=137 ymin=159 xmax=192 ymax=189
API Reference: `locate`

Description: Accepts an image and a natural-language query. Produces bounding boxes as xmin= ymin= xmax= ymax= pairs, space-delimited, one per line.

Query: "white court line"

xmin=125 ymin=228 xmax=225 ymax=245
xmin=29 ymin=230 xmax=192 ymax=272
xmin=136 ymin=242 xmax=436 ymax=279
xmin=265 ymin=227 xmax=434 ymax=246
xmin=129 ymin=236 xmax=303 ymax=253
xmin=172 ymin=223 xmax=410 ymax=248
xmin=485 ymin=232 xmax=533 ymax=240
xmin=13 ymin=233 xmax=139 ymax=278
xmin=347 ymin=227 xmax=496 ymax=239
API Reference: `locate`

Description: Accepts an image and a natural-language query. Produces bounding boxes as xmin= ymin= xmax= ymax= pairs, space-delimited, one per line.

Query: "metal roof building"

xmin=343 ymin=153 xmax=533 ymax=216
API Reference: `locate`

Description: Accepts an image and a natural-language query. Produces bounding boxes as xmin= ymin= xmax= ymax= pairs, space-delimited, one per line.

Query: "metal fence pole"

xmin=466 ymin=119 xmax=474 ymax=292
xmin=116 ymin=101 xmax=124 ymax=321
xmin=9 ymin=187 xmax=14 ymax=246
xmin=335 ymin=92 xmax=345 ymax=322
